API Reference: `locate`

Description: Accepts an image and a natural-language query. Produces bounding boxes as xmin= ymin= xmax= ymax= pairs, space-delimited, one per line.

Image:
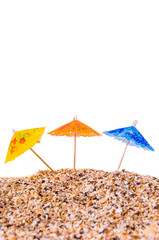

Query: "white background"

xmin=0 ymin=1 xmax=159 ymax=178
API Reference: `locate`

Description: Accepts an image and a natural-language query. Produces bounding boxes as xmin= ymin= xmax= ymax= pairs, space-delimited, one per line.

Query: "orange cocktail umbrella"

xmin=48 ymin=117 xmax=101 ymax=169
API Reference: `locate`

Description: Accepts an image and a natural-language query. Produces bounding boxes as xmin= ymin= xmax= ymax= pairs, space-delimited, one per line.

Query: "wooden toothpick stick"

xmin=74 ymin=133 xmax=76 ymax=170
xmin=117 ymin=120 xmax=138 ymax=171
xmin=30 ymin=148 xmax=54 ymax=171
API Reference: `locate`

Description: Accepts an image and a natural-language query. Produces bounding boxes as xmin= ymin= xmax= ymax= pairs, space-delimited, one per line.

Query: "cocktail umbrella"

xmin=5 ymin=127 xmax=53 ymax=171
xmin=103 ymin=120 xmax=154 ymax=170
xmin=48 ymin=117 xmax=101 ymax=169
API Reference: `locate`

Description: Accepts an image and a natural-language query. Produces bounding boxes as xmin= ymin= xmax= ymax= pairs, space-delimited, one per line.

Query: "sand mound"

xmin=0 ymin=169 xmax=159 ymax=239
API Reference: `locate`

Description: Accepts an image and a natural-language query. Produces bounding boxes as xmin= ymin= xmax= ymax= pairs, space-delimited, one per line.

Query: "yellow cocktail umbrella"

xmin=5 ymin=127 xmax=53 ymax=171
xmin=48 ymin=117 xmax=101 ymax=169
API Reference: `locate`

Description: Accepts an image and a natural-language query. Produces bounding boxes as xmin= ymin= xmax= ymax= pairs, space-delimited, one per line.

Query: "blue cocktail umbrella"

xmin=103 ymin=120 xmax=154 ymax=170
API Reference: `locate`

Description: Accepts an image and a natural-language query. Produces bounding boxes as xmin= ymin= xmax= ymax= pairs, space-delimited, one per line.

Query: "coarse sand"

xmin=0 ymin=168 xmax=159 ymax=239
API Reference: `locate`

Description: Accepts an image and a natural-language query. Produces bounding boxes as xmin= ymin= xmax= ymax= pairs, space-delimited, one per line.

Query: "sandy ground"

xmin=0 ymin=168 xmax=159 ymax=239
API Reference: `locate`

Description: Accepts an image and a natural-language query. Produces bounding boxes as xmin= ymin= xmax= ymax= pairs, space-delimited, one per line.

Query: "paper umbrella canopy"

xmin=5 ymin=127 xmax=53 ymax=171
xmin=48 ymin=117 xmax=101 ymax=169
xmin=103 ymin=120 xmax=154 ymax=170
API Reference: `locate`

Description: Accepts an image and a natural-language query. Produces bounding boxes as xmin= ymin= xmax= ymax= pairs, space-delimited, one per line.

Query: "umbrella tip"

xmin=132 ymin=120 xmax=138 ymax=127
xmin=12 ymin=129 xmax=16 ymax=133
